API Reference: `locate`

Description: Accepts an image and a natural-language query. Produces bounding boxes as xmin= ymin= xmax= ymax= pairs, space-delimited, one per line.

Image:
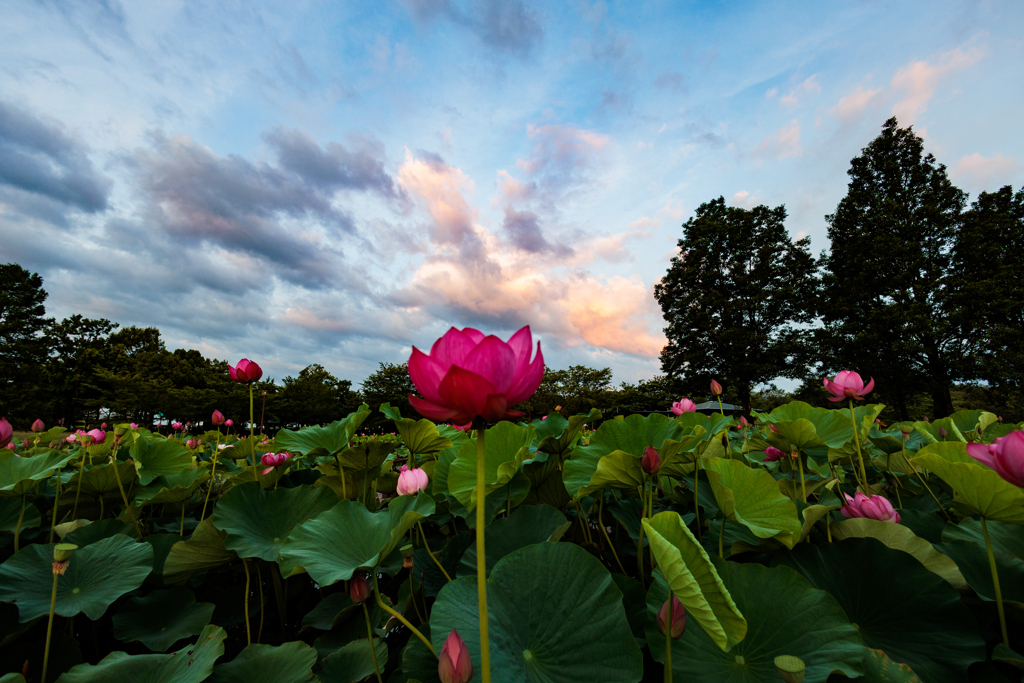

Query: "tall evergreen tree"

xmin=0 ymin=264 xmax=52 ymax=423
xmin=654 ymin=197 xmax=818 ymax=413
xmin=820 ymin=118 xmax=968 ymax=419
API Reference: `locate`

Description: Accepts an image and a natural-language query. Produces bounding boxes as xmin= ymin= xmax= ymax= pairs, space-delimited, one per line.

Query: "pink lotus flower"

xmin=260 ymin=452 xmax=291 ymax=475
xmin=86 ymin=429 xmax=106 ymax=445
xmin=21 ymin=439 xmax=29 ymax=448
xmin=349 ymin=573 xmax=371 ymax=604
xmin=408 ymin=326 xmax=544 ymax=424
xmin=397 ymin=464 xmax=430 ymax=495
xmin=438 ymin=629 xmax=473 ymax=683
xmin=211 ymin=410 xmax=225 ymax=426
xmin=186 ymin=439 xmax=199 ymax=449
xmin=225 ymin=419 xmax=234 ymax=427
xmin=101 ymin=422 xmax=107 ymax=429
xmin=641 ymin=446 xmax=661 ymax=474
xmin=229 ymin=358 xmax=263 ymax=383
xmin=823 ymin=370 xmax=875 ymax=402
xmin=0 ymin=418 xmax=12 ymax=448
xmin=171 ymin=422 xmax=183 ymax=431
xmin=840 ymin=492 xmax=900 ymax=523
xmin=66 ymin=434 xmax=77 ymax=444
xmin=451 ymin=422 xmax=472 ymax=432
xmin=710 ymin=379 xmax=723 ymax=397
xmin=657 ymin=594 xmax=686 ymax=639
xmin=968 ymin=431 xmax=1024 ymax=488
xmin=671 ymin=398 xmax=696 ymax=415
xmin=4 ymin=443 xmax=13 ymax=451
xmin=763 ymin=446 xmax=787 ymax=462
xmin=738 ymin=416 xmax=750 ymax=430
xmin=31 ymin=419 xmax=45 ymax=433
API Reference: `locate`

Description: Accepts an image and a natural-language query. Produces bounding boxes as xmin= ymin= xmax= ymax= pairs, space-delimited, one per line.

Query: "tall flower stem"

xmin=249 ymin=385 xmax=257 ymax=480
xmin=474 ymin=425 xmax=492 ymax=683
xmin=242 ymin=558 xmax=252 ymax=645
xmin=597 ymin=497 xmax=627 ymax=575
xmin=848 ymin=399 xmax=869 ymax=491
xmin=363 ymin=601 xmax=383 ymax=683
xmin=372 ymin=572 xmax=435 ymax=656
xmin=72 ymin=450 xmax=86 ymax=519
xmin=42 ymin=572 xmax=60 ymax=683
xmin=49 ymin=477 xmax=61 ymax=543
xmin=200 ymin=433 xmax=221 ymax=522
xmin=664 ymin=596 xmax=674 ymax=683
xmin=902 ymin=440 xmax=951 ymax=521
xmin=693 ymin=457 xmax=702 ymax=540
xmin=981 ymin=516 xmax=1009 ymax=647
xmin=795 ymin=452 xmax=807 ymax=503
xmin=718 ymin=515 xmax=726 ymax=558
xmin=111 ymin=444 xmax=143 ymax=538
xmin=13 ymin=494 xmax=25 ymax=551
xmin=418 ymin=521 xmax=452 ymax=582
xmin=637 ymin=486 xmax=646 ymax=581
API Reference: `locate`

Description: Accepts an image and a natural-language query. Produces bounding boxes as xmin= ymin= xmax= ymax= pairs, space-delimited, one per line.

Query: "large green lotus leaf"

xmin=136 ymin=469 xmax=208 ymax=506
xmin=912 ymin=441 xmax=973 ymax=464
xmin=65 ymin=461 xmax=138 ymax=498
xmin=337 ymin=440 xmax=398 ymax=473
xmin=0 ymin=497 xmax=40 ymax=533
xmin=380 ymin=403 xmax=452 ymax=455
xmin=856 ymin=648 xmax=924 ymax=683
xmin=762 ymin=402 xmax=854 ymax=447
xmin=642 ymin=511 xmax=746 ymax=650
xmin=458 ymin=504 xmax=567 ymax=577
xmin=948 ymin=410 xmax=999 ymax=437
xmin=448 ymin=421 xmax=534 ymax=510
xmin=131 ymin=438 xmax=192 ymax=486
xmin=535 ymin=409 xmax=601 ymax=456
xmin=701 ymin=458 xmax=801 ymax=547
xmin=162 ymin=517 xmax=236 ymax=584
xmin=775 ymin=538 xmax=985 ymax=683
xmin=566 ymin=450 xmax=645 ymax=498
xmin=771 ymin=419 xmax=827 ymax=451
xmin=0 ymin=675 xmax=25 ymax=683
xmin=56 ymin=624 xmax=225 ymax=683
xmin=675 ymin=411 xmax=733 ymax=437
xmin=399 ymin=623 xmax=441 ymax=683
xmin=279 ymin=494 xmax=434 ymax=584
xmin=112 ymin=587 xmax=215 ymax=652
xmin=829 ymin=518 xmax=966 ymax=590
xmin=212 ymin=482 xmax=338 ymax=561
xmin=430 ymin=542 xmax=643 ymax=683
xmin=645 ymin=561 xmax=864 ymax=682
xmin=912 ymin=451 xmax=1024 ymax=522
xmin=0 ymin=535 xmax=153 ymax=622
xmin=563 ymin=413 xmax=682 ymax=500
xmin=208 ymin=641 xmax=318 ymax=683
xmin=63 ymin=519 xmax=136 ymax=547
xmin=935 ymin=518 xmax=1024 ymax=606
xmin=318 ymin=637 xmax=388 ymax=683
xmin=0 ymin=449 xmax=76 ymax=496
xmin=275 ymin=405 xmax=371 ymax=456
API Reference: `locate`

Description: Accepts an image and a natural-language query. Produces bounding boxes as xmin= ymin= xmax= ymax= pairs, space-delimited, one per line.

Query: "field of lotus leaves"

xmin=1 ymin=334 xmax=1023 ymax=682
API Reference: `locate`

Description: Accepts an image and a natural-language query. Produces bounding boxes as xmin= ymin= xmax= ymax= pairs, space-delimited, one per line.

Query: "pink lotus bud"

xmin=229 ymin=358 xmax=263 ymax=384
xmin=968 ymin=431 xmax=1024 ymax=488
xmin=641 ymin=446 xmax=661 ymax=474
xmin=657 ymin=595 xmax=686 ymax=639
xmin=22 ymin=439 xmax=29 ymax=448
xmin=438 ymin=629 xmax=473 ymax=683
xmin=939 ymin=427 xmax=947 ymax=438
xmin=31 ymin=419 xmax=45 ymax=433
xmin=710 ymin=379 xmax=723 ymax=397
xmin=397 ymin=466 xmax=429 ymax=495
xmin=101 ymin=422 xmax=107 ymax=429
xmin=769 ymin=424 xmax=780 ymax=433
xmin=670 ymin=398 xmax=696 ymax=416
xmin=211 ymin=410 xmax=225 ymax=426
xmin=186 ymin=422 xmax=191 ymax=427
xmin=408 ymin=326 xmax=544 ymax=424
xmin=5 ymin=443 xmax=13 ymax=451
xmin=130 ymin=423 xmax=139 ymax=429
xmin=186 ymin=439 xmax=199 ymax=449
xmin=823 ymin=371 xmax=875 ymax=402
xmin=225 ymin=419 xmax=234 ymax=427
xmin=841 ymin=492 xmax=900 ymax=523
xmin=0 ymin=418 xmax=12 ymax=448
xmin=259 ymin=452 xmax=291 ymax=475
xmin=350 ymin=573 xmax=371 ymax=603
xmin=763 ymin=446 xmax=786 ymax=462
xmin=171 ymin=422 xmax=183 ymax=431
xmin=739 ymin=416 xmax=750 ymax=429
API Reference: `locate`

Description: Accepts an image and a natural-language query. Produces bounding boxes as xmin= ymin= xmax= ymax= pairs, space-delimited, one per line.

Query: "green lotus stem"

xmin=886 ymin=453 xmax=904 ymax=508
xmin=200 ymin=435 xmax=220 ymax=522
xmin=647 ymin=477 xmax=655 ymax=569
xmin=242 ymin=558 xmax=252 ymax=645
xmin=249 ymin=384 xmax=257 ymax=480
xmin=270 ymin=561 xmax=287 ymax=637
xmin=981 ymin=516 xmax=1009 ymax=648
xmin=98 ymin=496 xmax=104 ymax=520
xmin=597 ymin=497 xmax=627 ymax=575
xmin=363 ymin=601 xmax=383 ymax=683
xmin=13 ymin=494 xmax=25 ymax=552
xmin=72 ymin=450 xmax=86 ymax=519
xmin=340 ymin=464 xmax=347 ymax=499
xmin=664 ymin=594 xmax=673 ymax=683
xmin=372 ymin=572 xmax=435 ymax=656
xmin=693 ymin=457 xmax=702 ymax=540
xmin=49 ymin=477 xmax=61 ymax=543
xmin=418 ymin=521 xmax=451 ymax=581
xmin=848 ymin=399 xmax=869 ymax=492
xmin=180 ymin=501 xmax=186 ymax=536
xmin=110 ymin=446 xmax=144 ymax=538
xmin=575 ymin=501 xmax=592 ymax=544
xmin=475 ymin=426 xmax=492 ymax=683
xmin=796 ymin=452 xmax=806 ymax=503
xmin=256 ymin=562 xmax=264 ymax=643
xmin=718 ymin=516 xmax=726 ymax=558
xmin=902 ymin=440 xmax=951 ymax=521
xmin=637 ymin=487 xmax=646 ymax=581
xmin=42 ymin=571 xmax=60 ymax=683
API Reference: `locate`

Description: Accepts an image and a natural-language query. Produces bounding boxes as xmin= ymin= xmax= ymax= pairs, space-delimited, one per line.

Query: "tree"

xmin=0 ymin=264 xmax=52 ymax=423
xmin=654 ymin=197 xmax=818 ymax=413
xmin=361 ymin=362 xmax=415 ymax=427
xmin=45 ymin=315 xmax=118 ymax=427
xmin=517 ymin=365 xmax=613 ymax=418
xmin=820 ymin=118 xmax=968 ymax=419
xmin=277 ymin=364 xmax=357 ymax=426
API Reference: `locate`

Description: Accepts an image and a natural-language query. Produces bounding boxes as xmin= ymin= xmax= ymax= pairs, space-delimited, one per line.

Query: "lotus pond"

xmin=1 ymin=396 xmax=1023 ymax=682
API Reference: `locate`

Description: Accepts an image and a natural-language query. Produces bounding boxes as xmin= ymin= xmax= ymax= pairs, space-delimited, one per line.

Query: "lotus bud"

xmin=186 ymin=439 xmax=199 ymax=449
xmin=396 ymin=465 xmax=429 ymax=495
xmin=0 ymin=418 xmax=12 ymax=448
xmin=739 ymin=416 xmax=750 ymax=429
xmin=101 ymin=422 xmax=107 ymax=429
xmin=438 ymin=629 xmax=473 ymax=683
xmin=229 ymin=358 xmax=263 ymax=384
xmin=710 ymin=379 xmax=723 ymax=396
xmin=769 ymin=424 xmax=779 ymax=433
xmin=86 ymin=429 xmax=105 ymax=445
xmin=226 ymin=419 xmax=234 ymax=427
xmin=657 ymin=594 xmax=686 ymax=639
xmin=641 ymin=446 xmax=661 ymax=474
xmin=670 ymin=398 xmax=696 ymax=415
xmin=31 ymin=419 xmax=45 ymax=432
xmin=22 ymin=439 xmax=29 ymax=448
xmin=763 ymin=446 xmax=786 ymax=462
xmin=5 ymin=443 xmax=14 ymax=451
xmin=349 ymin=573 xmax=371 ymax=604
xmin=939 ymin=427 xmax=947 ymax=438
xmin=211 ymin=410 xmax=225 ymax=426
xmin=774 ymin=655 xmax=805 ymax=683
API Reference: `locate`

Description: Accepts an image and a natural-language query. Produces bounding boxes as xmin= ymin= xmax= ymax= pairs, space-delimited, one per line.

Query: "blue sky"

xmin=2 ymin=0 xmax=1022 ymax=387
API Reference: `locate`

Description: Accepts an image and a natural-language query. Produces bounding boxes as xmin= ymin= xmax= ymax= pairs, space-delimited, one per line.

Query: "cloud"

xmin=891 ymin=47 xmax=984 ymax=123
xmin=397 ymin=149 xmax=481 ymax=252
xmin=401 ymin=0 xmax=543 ymax=57
xmin=752 ymin=120 xmax=801 ymax=160
xmin=731 ymin=190 xmax=761 ymax=208
xmin=653 ymin=71 xmax=685 ymax=93
xmin=951 ymin=153 xmax=1023 ymax=189
xmin=0 ymin=98 xmax=111 ymax=216
xmin=779 ymin=74 xmax=821 ymax=107
xmin=829 ymin=84 xmax=883 ymax=122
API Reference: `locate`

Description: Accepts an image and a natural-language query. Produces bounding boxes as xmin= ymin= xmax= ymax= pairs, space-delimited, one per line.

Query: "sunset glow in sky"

xmin=2 ymin=1 xmax=1022 ymax=385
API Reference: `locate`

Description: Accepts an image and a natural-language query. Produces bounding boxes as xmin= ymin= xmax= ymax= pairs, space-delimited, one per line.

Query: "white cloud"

xmin=752 ymin=120 xmax=801 ymax=160
xmin=891 ymin=47 xmax=985 ymax=123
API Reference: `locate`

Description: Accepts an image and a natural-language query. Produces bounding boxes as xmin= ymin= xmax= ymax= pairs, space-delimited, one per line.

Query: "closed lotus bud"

xmin=5 ymin=443 xmax=14 ymax=451
xmin=739 ymin=416 xmax=750 ymax=429
xmin=350 ymin=573 xmax=371 ymax=604
xmin=211 ymin=410 xmax=225 ymax=426
xmin=774 ymin=655 xmax=806 ymax=683
xmin=225 ymin=419 xmax=234 ymax=427
xmin=657 ymin=594 xmax=686 ymax=639
xmin=763 ymin=446 xmax=786 ymax=462
xmin=229 ymin=358 xmax=263 ymax=384
xmin=186 ymin=439 xmax=199 ymax=449
xmin=641 ymin=446 xmax=661 ymax=474
xmin=101 ymin=422 xmax=107 ymax=429
xmin=22 ymin=439 xmax=29 ymax=448
xmin=31 ymin=419 xmax=45 ymax=432
xmin=939 ymin=427 xmax=947 ymax=438
xmin=438 ymin=629 xmax=473 ymax=683
xmin=0 ymin=418 xmax=12 ymax=448
xmin=710 ymin=379 xmax=723 ymax=396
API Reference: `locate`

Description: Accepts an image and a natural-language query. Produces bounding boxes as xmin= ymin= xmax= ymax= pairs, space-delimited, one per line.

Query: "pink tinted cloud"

xmin=516 ymin=124 xmax=609 ymax=177
xmin=398 ymin=149 xmax=477 ymax=245
xmin=752 ymin=120 xmax=801 ymax=159
xmin=779 ymin=75 xmax=821 ymax=107
xmin=830 ymin=85 xmax=884 ymax=122
xmin=891 ymin=47 xmax=984 ymax=123
xmin=951 ymin=153 xmax=1023 ymax=189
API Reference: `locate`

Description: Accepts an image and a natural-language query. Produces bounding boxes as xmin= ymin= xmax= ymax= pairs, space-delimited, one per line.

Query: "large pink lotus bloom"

xmin=438 ymin=629 xmax=473 ymax=683
xmin=211 ymin=410 xmax=225 ymax=426
xmin=408 ymin=326 xmax=544 ymax=424
xmin=968 ymin=431 xmax=1024 ymax=488
xmin=229 ymin=358 xmax=263 ymax=383
xmin=260 ymin=452 xmax=291 ymax=475
xmin=670 ymin=398 xmax=696 ymax=415
xmin=841 ymin=492 xmax=900 ymax=523
xmin=86 ymin=429 xmax=106 ymax=445
xmin=397 ymin=464 xmax=430 ymax=495
xmin=823 ymin=371 xmax=875 ymax=402
xmin=31 ymin=419 xmax=45 ymax=433
xmin=171 ymin=422 xmax=184 ymax=431
xmin=0 ymin=418 xmax=12 ymax=448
